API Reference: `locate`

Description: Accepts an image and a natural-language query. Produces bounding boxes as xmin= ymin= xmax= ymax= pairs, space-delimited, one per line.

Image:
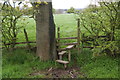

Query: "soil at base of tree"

xmin=29 ymin=66 xmax=87 ymax=78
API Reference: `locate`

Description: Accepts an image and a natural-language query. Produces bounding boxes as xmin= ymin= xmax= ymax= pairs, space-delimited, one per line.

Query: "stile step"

xmin=56 ymin=60 xmax=69 ymax=64
xmin=66 ymin=45 xmax=75 ymax=49
xmin=58 ymin=51 xmax=67 ymax=55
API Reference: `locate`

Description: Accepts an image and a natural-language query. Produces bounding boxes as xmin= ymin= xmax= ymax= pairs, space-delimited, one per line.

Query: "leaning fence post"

xmin=23 ymin=28 xmax=31 ymax=50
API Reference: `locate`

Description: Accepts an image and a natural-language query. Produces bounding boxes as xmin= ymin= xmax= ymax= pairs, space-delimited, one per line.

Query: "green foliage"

xmin=52 ymin=8 xmax=56 ymax=14
xmin=77 ymin=1 xmax=120 ymax=57
xmin=2 ymin=1 xmax=34 ymax=50
xmin=2 ymin=48 xmax=118 ymax=78
xmin=77 ymin=49 xmax=118 ymax=78
xmin=67 ymin=7 xmax=75 ymax=13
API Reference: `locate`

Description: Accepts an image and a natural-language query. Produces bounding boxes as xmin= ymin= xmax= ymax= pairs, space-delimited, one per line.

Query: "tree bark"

xmin=35 ymin=2 xmax=56 ymax=61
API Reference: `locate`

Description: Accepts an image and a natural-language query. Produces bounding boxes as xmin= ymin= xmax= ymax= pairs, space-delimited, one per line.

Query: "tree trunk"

xmin=35 ymin=2 xmax=56 ymax=61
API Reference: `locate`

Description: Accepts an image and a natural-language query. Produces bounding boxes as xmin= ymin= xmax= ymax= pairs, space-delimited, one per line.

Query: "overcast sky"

xmin=0 ymin=0 xmax=100 ymax=9
xmin=52 ymin=0 xmax=99 ymax=9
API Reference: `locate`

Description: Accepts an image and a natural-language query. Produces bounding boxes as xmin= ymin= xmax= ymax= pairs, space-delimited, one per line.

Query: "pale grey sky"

xmin=0 ymin=0 xmax=102 ymax=9
xmin=52 ymin=0 xmax=99 ymax=9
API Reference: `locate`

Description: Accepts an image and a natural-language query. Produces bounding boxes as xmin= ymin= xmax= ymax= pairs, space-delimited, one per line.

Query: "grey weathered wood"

xmin=64 ymin=64 xmax=67 ymax=68
xmin=59 ymin=55 xmax=62 ymax=60
xmin=56 ymin=60 xmax=69 ymax=68
xmin=58 ymin=51 xmax=67 ymax=55
xmin=57 ymin=45 xmax=76 ymax=51
xmin=56 ymin=60 xmax=69 ymax=64
xmin=68 ymin=50 xmax=71 ymax=61
xmin=66 ymin=45 xmax=75 ymax=49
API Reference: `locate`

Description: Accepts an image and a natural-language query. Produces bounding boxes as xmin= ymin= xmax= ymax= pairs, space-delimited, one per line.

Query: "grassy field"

xmin=2 ymin=14 xmax=119 ymax=78
xmin=17 ymin=14 xmax=80 ymax=42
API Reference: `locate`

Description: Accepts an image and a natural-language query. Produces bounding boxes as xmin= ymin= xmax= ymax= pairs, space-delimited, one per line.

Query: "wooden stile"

xmin=56 ymin=19 xmax=82 ymax=68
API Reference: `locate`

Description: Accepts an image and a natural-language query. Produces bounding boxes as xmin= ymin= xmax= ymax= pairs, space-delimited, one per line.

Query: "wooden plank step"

xmin=58 ymin=51 xmax=67 ymax=55
xmin=57 ymin=45 xmax=76 ymax=52
xmin=66 ymin=45 xmax=75 ymax=49
xmin=56 ymin=60 xmax=69 ymax=64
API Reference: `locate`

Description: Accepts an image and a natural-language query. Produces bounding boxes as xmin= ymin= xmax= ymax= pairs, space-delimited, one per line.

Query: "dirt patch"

xmin=29 ymin=66 xmax=86 ymax=78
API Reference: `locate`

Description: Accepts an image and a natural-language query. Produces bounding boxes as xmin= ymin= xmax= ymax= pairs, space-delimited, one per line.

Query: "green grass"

xmin=76 ymin=49 xmax=118 ymax=78
xmin=17 ymin=17 xmax=36 ymax=42
xmin=2 ymin=48 xmax=118 ymax=78
xmin=2 ymin=14 xmax=119 ymax=78
xmin=0 ymin=53 xmax=1 ymax=79
xmin=17 ymin=14 xmax=78 ymax=42
xmin=2 ymin=49 xmax=55 ymax=78
xmin=54 ymin=14 xmax=78 ymax=37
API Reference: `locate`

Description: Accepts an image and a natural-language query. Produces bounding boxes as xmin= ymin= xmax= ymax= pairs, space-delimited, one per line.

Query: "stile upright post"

xmin=57 ymin=27 xmax=60 ymax=40
xmin=57 ymin=27 xmax=60 ymax=48
xmin=68 ymin=50 xmax=71 ymax=61
xmin=77 ymin=19 xmax=80 ymax=54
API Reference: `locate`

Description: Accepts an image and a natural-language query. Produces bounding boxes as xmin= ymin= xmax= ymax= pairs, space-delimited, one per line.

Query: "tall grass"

xmin=2 ymin=49 xmax=55 ymax=78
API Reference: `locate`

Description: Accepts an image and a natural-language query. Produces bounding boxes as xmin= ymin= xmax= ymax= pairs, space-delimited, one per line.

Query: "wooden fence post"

xmin=23 ymin=29 xmax=31 ymax=50
xmin=68 ymin=50 xmax=71 ymax=61
xmin=57 ymin=27 xmax=60 ymax=50
xmin=77 ymin=19 xmax=80 ymax=54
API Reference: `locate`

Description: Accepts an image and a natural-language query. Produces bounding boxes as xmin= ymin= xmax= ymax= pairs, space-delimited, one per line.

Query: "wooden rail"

xmin=74 ymin=47 xmax=94 ymax=49
xmin=4 ymin=41 xmax=36 ymax=45
xmin=83 ymin=46 xmax=94 ymax=48
xmin=57 ymin=46 xmax=94 ymax=52
xmin=56 ymin=37 xmax=78 ymax=40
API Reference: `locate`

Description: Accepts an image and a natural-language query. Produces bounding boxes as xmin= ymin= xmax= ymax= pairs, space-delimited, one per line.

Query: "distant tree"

xmin=67 ymin=7 xmax=75 ymax=13
xmin=52 ymin=8 xmax=56 ymax=14
xmin=87 ymin=4 xmax=97 ymax=8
